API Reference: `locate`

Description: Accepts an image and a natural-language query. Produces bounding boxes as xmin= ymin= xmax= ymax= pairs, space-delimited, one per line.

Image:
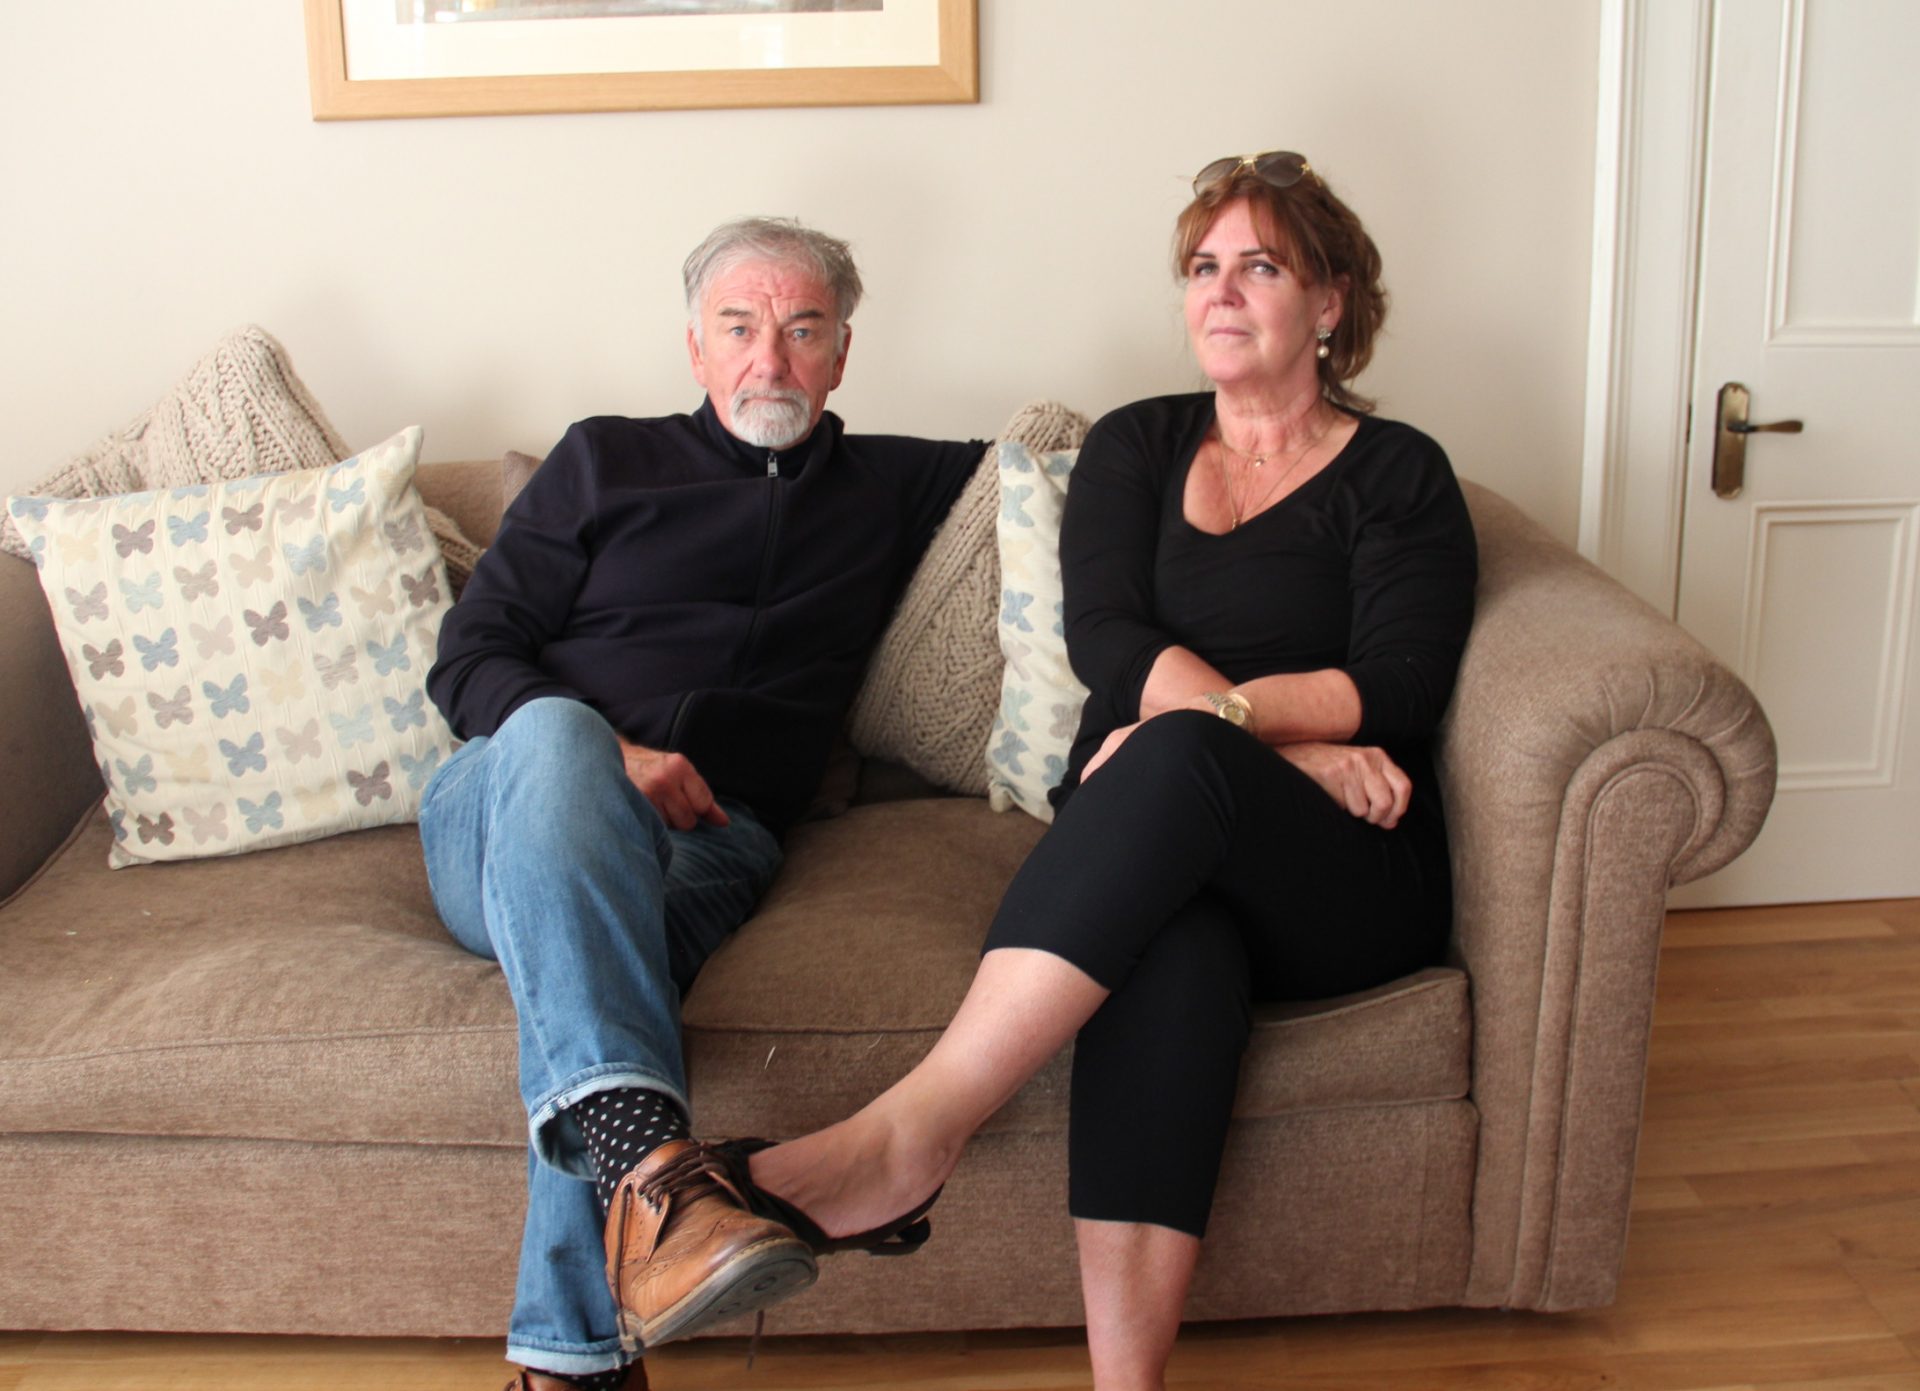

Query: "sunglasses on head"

xmin=1192 ymin=150 xmax=1314 ymax=198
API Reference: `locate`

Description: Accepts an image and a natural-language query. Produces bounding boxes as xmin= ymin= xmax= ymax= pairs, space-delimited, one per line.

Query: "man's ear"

xmin=828 ymin=322 xmax=852 ymax=392
xmin=686 ymin=320 xmax=709 ymax=388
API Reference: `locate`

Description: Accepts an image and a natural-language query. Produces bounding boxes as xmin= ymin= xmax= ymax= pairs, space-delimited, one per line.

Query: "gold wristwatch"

xmin=1202 ymin=690 xmax=1254 ymax=728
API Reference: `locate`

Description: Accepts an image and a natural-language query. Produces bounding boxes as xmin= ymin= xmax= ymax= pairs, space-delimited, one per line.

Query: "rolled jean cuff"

xmin=528 ymin=1065 xmax=691 ymax=1180
xmin=504 ymin=1337 xmax=631 ymax=1378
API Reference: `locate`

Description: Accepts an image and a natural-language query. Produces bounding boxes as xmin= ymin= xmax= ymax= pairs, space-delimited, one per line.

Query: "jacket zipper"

xmin=732 ymin=451 xmax=783 ymax=685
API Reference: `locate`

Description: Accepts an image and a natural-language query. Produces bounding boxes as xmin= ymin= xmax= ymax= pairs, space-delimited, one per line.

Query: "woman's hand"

xmin=1277 ymin=741 xmax=1411 ymax=829
xmin=1080 ymin=721 xmax=1142 ymax=782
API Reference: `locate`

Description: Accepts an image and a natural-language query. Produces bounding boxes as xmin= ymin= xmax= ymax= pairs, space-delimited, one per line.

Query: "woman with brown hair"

xmin=685 ymin=153 xmax=1478 ymax=1389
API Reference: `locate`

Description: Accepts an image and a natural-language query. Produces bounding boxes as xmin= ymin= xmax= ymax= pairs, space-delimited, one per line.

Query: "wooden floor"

xmin=4 ymin=898 xmax=1917 ymax=1390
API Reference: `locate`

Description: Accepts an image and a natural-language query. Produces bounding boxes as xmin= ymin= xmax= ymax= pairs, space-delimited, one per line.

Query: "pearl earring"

xmin=1315 ymin=327 xmax=1332 ymax=360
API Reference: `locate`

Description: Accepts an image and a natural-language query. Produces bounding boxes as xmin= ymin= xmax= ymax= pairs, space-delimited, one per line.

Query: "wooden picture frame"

xmin=303 ymin=0 xmax=977 ymax=120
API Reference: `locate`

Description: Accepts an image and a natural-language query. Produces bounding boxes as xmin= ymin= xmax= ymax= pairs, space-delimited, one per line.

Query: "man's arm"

xmin=425 ymin=426 xmax=598 ymax=739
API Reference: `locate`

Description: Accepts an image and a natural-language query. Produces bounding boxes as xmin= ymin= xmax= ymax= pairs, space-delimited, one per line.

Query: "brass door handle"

xmin=1713 ymin=382 xmax=1804 ymax=498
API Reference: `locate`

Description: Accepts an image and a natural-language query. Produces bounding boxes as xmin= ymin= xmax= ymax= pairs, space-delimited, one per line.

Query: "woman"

xmin=717 ymin=152 xmax=1476 ymax=1388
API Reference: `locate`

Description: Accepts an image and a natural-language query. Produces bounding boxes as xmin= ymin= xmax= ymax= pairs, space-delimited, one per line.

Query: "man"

xmin=422 ymin=217 xmax=983 ymax=1391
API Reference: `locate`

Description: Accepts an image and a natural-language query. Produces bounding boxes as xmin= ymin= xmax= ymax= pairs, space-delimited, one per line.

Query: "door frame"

xmin=1579 ymin=0 xmax=1714 ymax=615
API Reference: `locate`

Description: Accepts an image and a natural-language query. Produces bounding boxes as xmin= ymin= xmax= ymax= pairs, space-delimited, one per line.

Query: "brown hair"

xmin=1172 ymin=164 xmax=1388 ymax=414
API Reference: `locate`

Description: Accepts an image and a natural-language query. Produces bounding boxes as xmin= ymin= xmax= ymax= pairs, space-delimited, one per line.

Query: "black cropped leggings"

xmin=980 ymin=711 xmax=1452 ymax=1236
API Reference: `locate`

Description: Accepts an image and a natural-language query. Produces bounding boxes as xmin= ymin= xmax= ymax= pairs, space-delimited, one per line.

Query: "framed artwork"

xmin=303 ymin=0 xmax=978 ymax=119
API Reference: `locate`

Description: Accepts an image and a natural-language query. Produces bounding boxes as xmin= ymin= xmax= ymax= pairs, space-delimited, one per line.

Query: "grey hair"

xmin=683 ymin=216 xmax=863 ymax=346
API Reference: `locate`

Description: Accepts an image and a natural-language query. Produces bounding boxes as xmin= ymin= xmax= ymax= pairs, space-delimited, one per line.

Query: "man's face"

xmin=687 ymin=258 xmax=850 ymax=450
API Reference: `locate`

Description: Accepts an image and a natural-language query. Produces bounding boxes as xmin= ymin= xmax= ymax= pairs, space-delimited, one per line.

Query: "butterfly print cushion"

xmin=7 ymin=426 xmax=457 ymax=866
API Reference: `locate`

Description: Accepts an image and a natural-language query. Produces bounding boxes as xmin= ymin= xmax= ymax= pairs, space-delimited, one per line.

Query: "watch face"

xmin=1207 ymin=692 xmax=1248 ymax=725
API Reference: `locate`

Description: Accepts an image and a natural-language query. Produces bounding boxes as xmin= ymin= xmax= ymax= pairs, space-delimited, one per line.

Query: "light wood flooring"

xmin=3 ymin=897 xmax=1917 ymax=1390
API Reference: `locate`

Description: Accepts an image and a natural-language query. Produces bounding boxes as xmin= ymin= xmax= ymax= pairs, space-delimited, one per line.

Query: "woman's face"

xmin=1182 ymin=199 xmax=1341 ymax=393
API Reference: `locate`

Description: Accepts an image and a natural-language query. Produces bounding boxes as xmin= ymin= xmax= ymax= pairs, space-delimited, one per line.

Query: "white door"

xmin=1670 ymin=0 xmax=1920 ymax=907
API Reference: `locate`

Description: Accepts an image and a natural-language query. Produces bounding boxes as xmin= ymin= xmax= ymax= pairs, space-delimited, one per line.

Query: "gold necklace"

xmin=1212 ymin=415 xmax=1330 ymax=529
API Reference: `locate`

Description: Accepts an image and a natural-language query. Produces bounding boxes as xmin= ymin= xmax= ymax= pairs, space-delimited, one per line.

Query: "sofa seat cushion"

xmin=0 ymin=808 xmax=521 ymax=1148
xmin=4 ymin=798 xmax=1470 ymax=1152
xmin=682 ymin=798 xmax=1471 ymax=1137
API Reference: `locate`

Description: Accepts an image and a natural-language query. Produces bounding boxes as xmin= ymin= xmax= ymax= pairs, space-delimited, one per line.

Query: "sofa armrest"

xmin=0 ymin=556 xmax=103 ymax=902
xmin=1438 ymin=483 xmax=1774 ymax=1311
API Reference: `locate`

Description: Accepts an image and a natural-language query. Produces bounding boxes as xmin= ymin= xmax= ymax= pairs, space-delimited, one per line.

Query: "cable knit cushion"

xmin=848 ymin=401 xmax=1091 ymax=793
xmin=7 ymin=427 xmax=458 ymax=868
xmin=0 ymin=326 xmax=479 ymax=594
xmin=986 ymin=443 xmax=1088 ymax=822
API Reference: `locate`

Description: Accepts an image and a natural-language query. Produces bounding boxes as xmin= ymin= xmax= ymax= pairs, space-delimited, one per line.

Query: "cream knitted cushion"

xmin=1 ymin=326 xmax=479 ymax=592
xmin=847 ymin=400 xmax=1091 ymax=793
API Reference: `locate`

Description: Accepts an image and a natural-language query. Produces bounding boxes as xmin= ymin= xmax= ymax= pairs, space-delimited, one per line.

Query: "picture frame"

xmin=302 ymin=0 xmax=977 ymax=120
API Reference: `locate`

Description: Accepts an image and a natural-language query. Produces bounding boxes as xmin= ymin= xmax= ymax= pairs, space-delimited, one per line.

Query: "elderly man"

xmin=422 ymin=217 xmax=982 ymax=1391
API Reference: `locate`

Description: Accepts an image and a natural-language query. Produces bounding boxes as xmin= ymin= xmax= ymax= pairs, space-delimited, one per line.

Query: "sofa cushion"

xmin=682 ymin=798 xmax=1471 ymax=1137
xmin=846 ymin=401 xmax=1092 ymax=796
xmin=985 ymin=442 xmax=1087 ymax=822
xmin=0 ymin=809 xmax=521 ymax=1148
xmin=8 ymin=428 xmax=460 ymax=867
xmin=2 ymin=799 xmax=1467 ymax=1152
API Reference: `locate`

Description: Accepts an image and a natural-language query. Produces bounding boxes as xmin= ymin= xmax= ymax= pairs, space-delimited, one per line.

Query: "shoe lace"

xmin=631 ymin=1141 xmax=748 ymax=1217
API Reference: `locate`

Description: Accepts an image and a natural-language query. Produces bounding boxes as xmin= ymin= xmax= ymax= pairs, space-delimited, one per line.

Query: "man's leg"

xmin=420 ymin=697 xmax=790 ymax=1373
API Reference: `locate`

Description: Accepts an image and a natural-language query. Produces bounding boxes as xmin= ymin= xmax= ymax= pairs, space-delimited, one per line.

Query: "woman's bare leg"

xmin=1076 ymin=1218 xmax=1201 ymax=1391
xmin=747 ymin=946 xmax=1108 ymax=1238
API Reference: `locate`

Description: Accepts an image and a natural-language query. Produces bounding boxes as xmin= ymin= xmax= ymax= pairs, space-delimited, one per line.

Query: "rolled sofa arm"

xmin=0 ymin=555 xmax=104 ymax=903
xmin=1438 ymin=483 xmax=1774 ymax=1311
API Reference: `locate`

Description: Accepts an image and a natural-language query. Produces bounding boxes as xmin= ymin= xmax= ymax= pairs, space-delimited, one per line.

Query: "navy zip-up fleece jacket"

xmin=427 ymin=399 xmax=984 ymax=833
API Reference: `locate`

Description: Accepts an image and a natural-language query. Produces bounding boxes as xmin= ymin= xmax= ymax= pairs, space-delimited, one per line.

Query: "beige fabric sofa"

xmin=0 ymin=444 xmax=1774 ymax=1340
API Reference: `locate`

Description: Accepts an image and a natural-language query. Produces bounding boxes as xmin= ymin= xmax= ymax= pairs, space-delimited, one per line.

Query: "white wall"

xmin=0 ymin=1 xmax=1598 ymax=538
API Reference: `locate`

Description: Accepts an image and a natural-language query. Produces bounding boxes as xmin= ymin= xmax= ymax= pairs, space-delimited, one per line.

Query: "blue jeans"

xmin=419 ymin=697 xmax=783 ymax=1374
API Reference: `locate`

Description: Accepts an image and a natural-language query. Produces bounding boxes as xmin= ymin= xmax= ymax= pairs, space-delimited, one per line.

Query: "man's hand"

xmin=1277 ymin=741 xmax=1412 ymax=829
xmin=616 ymin=737 xmax=730 ymax=830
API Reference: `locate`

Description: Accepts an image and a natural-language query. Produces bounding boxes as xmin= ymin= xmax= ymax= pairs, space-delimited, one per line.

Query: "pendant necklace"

xmin=1213 ymin=415 xmax=1330 ymax=529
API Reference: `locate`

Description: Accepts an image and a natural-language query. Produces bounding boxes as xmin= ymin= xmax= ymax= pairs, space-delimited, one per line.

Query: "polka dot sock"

xmin=573 ymin=1087 xmax=690 ymax=1213
xmin=526 ymin=1366 xmax=631 ymax=1390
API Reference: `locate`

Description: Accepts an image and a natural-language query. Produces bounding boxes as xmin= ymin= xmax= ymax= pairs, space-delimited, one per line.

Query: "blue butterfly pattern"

xmin=368 ymin=634 xmax=409 ymax=675
xmin=134 ymin=628 xmax=180 ymax=671
xmin=330 ymin=705 xmax=375 ymax=748
xmin=237 ymin=792 xmax=285 ymax=834
xmin=383 ymin=690 xmax=427 ymax=732
xmin=398 ymin=748 xmax=442 ymax=790
xmin=120 ymin=574 xmax=165 ymax=612
xmin=204 ymin=673 xmax=251 ymax=718
xmin=298 ymin=593 xmax=343 ymax=632
xmin=114 ymin=754 xmax=158 ymax=796
xmin=283 ymin=537 xmax=327 ymax=576
xmin=219 ymin=733 xmax=268 ymax=776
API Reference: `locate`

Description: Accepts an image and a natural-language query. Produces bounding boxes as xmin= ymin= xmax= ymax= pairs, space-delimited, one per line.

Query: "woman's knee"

xmin=1111 ymin=709 xmax=1248 ymax=778
xmin=1081 ymin=901 xmax=1251 ymax=1055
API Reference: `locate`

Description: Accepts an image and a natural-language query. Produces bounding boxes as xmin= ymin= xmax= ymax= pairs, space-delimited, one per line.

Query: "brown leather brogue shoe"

xmin=603 ymin=1138 xmax=817 ymax=1350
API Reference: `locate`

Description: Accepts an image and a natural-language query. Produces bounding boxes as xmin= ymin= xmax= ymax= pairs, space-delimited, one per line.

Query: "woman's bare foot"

xmin=747 ymin=1106 xmax=955 ymax=1241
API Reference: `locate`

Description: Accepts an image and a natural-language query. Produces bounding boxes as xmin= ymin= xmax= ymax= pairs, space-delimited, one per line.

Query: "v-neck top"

xmin=1054 ymin=391 xmax=1477 ymax=802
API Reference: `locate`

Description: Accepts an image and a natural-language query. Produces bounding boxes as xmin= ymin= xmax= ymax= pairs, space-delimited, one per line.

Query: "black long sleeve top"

xmin=1055 ymin=392 xmax=1478 ymax=809
xmin=427 ymin=399 xmax=983 ymax=833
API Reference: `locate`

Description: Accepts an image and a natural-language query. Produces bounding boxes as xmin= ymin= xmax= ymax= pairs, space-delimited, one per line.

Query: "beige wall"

xmin=0 ymin=1 xmax=1598 ymax=538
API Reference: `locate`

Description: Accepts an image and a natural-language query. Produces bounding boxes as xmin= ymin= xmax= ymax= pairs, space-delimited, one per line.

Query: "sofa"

xmin=0 ymin=419 xmax=1775 ymax=1342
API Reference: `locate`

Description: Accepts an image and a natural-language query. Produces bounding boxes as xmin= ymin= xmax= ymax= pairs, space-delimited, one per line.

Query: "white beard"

xmin=728 ymin=389 xmax=814 ymax=450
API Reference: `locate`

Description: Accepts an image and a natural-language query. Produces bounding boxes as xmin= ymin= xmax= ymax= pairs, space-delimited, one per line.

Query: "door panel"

xmin=1672 ymin=0 xmax=1920 ymax=905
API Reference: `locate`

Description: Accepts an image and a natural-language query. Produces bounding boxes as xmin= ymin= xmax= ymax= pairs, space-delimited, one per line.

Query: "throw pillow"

xmin=0 ymin=325 xmax=480 ymax=594
xmin=501 ymin=449 xmax=544 ymax=513
xmin=986 ymin=443 xmax=1088 ymax=822
xmin=8 ymin=426 xmax=458 ymax=867
xmin=847 ymin=400 xmax=1091 ymax=793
